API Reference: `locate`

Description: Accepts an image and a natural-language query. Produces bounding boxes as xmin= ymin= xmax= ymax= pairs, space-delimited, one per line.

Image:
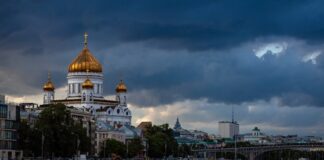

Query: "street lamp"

xmin=42 ymin=132 xmax=45 ymax=159
xmin=234 ymin=135 xmax=237 ymax=160
xmin=103 ymin=140 xmax=106 ymax=158
xmin=126 ymin=139 xmax=129 ymax=159
xmin=164 ymin=142 xmax=167 ymax=159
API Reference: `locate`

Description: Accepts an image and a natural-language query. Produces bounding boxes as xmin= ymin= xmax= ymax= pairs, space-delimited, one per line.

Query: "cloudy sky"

xmin=2 ymin=0 xmax=324 ymax=136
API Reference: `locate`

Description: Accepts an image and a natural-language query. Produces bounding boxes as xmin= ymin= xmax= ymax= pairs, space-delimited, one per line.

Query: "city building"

xmin=218 ymin=121 xmax=239 ymax=139
xmin=0 ymin=95 xmax=22 ymax=159
xmin=43 ymin=33 xmax=132 ymax=127
xmin=239 ymin=127 xmax=268 ymax=144
xmin=95 ymin=121 xmax=141 ymax=155
xmin=19 ymin=103 xmax=39 ymax=127
xmin=39 ymin=33 xmax=140 ymax=154
xmin=218 ymin=107 xmax=239 ymax=139
xmin=172 ymin=118 xmax=217 ymax=147
xmin=137 ymin=121 xmax=152 ymax=133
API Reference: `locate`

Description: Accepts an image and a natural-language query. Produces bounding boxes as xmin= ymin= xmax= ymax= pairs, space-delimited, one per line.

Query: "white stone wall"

xmin=67 ymin=72 xmax=104 ymax=98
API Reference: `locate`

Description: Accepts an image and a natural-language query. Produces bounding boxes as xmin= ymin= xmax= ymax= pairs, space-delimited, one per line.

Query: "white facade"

xmin=242 ymin=127 xmax=267 ymax=144
xmin=43 ymin=90 xmax=54 ymax=105
xmin=218 ymin=121 xmax=239 ymax=138
xmin=67 ymin=72 xmax=104 ymax=100
xmin=44 ymin=33 xmax=132 ymax=126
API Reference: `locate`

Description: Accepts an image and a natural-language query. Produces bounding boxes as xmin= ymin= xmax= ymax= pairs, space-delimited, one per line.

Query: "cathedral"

xmin=42 ymin=32 xmax=132 ymax=127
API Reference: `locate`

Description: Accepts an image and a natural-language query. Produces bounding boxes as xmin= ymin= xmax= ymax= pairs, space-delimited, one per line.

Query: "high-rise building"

xmin=218 ymin=121 xmax=239 ymax=139
xmin=218 ymin=106 xmax=239 ymax=139
xmin=0 ymin=95 xmax=22 ymax=159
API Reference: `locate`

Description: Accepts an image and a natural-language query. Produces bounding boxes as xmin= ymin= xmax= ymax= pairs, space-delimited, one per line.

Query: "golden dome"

xmin=68 ymin=33 xmax=102 ymax=73
xmin=43 ymin=81 xmax=55 ymax=91
xmin=43 ymin=73 xmax=55 ymax=91
xmin=116 ymin=80 xmax=127 ymax=93
xmin=82 ymin=78 xmax=94 ymax=89
xmin=68 ymin=48 xmax=102 ymax=73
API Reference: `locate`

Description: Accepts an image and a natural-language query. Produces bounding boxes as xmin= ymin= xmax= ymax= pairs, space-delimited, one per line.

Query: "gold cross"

xmin=84 ymin=32 xmax=88 ymax=48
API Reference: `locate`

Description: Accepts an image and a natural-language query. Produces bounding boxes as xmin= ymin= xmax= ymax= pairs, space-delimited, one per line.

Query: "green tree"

xmin=24 ymin=104 xmax=91 ymax=157
xmin=17 ymin=120 xmax=42 ymax=156
xmin=145 ymin=124 xmax=178 ymax=158
xmin=177 ymin=144 xmax=192 ymax=158
xmin=127 ymin=137 xmax=144 ymax=158
xmin=100 ymin=139 xmax=126 ymax=158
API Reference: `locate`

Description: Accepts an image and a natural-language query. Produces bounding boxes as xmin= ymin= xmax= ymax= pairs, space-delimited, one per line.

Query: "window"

xmin=0 ymin=105 xmax=8 ymax=118
xmin=82 ymin=93 xmax=86 ymax=101
xmin=126 ymin=112 xmax=128 ymax=116
xmin=72 ymin=84 xmax=75 ymax=93
xmin=117 ymin=109 xmax=120 ymax=114
xmin=78 ymin=83 xmax=81 ymax=93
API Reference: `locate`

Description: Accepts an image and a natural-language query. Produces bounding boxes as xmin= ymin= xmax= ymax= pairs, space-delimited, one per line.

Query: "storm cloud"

xmin=2 ymin=0 xmax=324 ymax=134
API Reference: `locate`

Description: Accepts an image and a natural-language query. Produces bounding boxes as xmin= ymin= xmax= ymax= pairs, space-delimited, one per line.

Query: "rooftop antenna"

xmin=232 ymin=106 xmax=234 ymax=123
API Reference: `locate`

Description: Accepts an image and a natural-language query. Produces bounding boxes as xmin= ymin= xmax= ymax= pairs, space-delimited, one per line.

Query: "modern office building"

xmin=0 ymin=95 xmax=22 ymax=159
xmin=218 ymin=121 xmax=239 ymax=139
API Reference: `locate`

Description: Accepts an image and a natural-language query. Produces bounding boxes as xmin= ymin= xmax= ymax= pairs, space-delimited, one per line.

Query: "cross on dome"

xmin=84 ymin=32 xmax=88 ymax=48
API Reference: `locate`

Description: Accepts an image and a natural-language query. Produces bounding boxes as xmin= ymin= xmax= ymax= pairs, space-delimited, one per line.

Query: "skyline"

xmin=1 ymin=0 xmax=324 ymax=135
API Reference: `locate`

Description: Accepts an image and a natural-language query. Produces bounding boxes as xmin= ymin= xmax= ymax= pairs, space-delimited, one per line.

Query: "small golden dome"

xmin=82 ymin=78 xmax=94 ymax=89
xmin=43 ymin=73 xmax=55 ymax=91
xmin=116 ymin=80 xmax=127 ymax=93
xmin=68 ymin=33 xmax=102 ymax=73
xmin=43 ymin=82 xmax=55 ymax=91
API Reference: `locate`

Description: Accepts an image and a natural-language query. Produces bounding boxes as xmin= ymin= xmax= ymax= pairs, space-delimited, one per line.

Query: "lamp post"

xmin=234 ymin=135 xmax=237 ymax=160
xmin=103 ymin=140 xmax=106 ymax=158
xmin=76 ymin=135 xmax=80 ymax=159
xmin=164 ymin=142 xmax=167 ymax=160
xmin=42 ymin=132 xmax=44 ymax=159
xmin=126 ymin=139 xmax=129 ymax=160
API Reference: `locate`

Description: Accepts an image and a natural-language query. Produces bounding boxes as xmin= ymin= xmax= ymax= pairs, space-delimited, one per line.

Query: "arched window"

xmin=126 ymin=112 xmax=128 ymax=116
xmin=117 ymin=109 xmax=120 ymax=114
xmin=82 ymin=93 xmax=86 ymax=101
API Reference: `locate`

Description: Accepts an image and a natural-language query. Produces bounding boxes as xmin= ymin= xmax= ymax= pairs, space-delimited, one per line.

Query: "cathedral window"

xmin=72 ymin=84 xmax=75 ymax=93
xmin=78 ymin=83 xmax=81 ymax=93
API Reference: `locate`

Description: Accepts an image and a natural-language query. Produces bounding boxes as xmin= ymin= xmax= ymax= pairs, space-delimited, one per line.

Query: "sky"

xmin=2 ymin=0 xmax=324 ymax=136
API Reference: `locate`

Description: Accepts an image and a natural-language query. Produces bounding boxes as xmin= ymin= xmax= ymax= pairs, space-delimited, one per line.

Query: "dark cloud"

xmin=1 ymin=0 xmax=324 ymax=109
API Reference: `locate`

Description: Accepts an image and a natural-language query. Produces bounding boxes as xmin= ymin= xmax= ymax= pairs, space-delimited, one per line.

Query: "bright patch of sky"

xmin=253 ymin=42 xmax=288 ymax=58
xmin=302 ymin=51 xmax=322 ymax=64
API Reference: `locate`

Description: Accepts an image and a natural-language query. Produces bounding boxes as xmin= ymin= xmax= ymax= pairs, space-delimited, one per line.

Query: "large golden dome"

xmin=68 ymin=33 xmax=102 ymax=73
xmin=116 ymin=80 xmax=127 ymax=93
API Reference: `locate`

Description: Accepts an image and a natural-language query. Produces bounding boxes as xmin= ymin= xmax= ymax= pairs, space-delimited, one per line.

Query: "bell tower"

xmin=43 ymin=72 xmax=55 ymax=104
